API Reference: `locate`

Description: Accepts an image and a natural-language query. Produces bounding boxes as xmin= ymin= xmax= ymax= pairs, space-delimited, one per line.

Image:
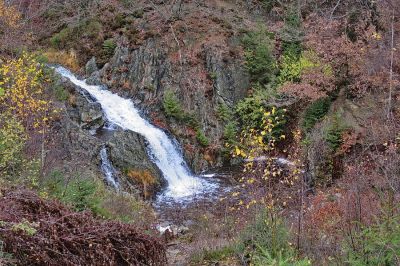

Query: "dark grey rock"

xmin=85 ymin=57 xmax=98 ymax=76
xmin=107 ymin=130 xmax=163 ymax=186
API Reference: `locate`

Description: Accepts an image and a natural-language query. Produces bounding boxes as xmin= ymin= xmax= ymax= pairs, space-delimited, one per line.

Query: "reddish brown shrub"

xmin=0 ymin=189 xmax=167 ymax=265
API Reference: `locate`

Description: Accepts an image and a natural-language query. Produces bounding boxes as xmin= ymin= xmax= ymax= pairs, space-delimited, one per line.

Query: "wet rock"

xmin=85 ymin=57 xmax=98 ymax=76
xmin=86 ymin=71 xmax=102 ymax=86
xmin=61 ymin=79 xmax=105 ymax=132
xmin=80 ymin=102 xmax=104 ymax=131
xmin=107 ymin=130 xmax=163 ymax=188
xmin=158 ymin=222 xmax=190 ymax=238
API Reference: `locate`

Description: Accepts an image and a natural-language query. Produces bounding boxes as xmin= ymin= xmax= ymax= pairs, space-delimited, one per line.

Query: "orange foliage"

xmin=127 ymin=169 xmax=157 ymax=199
xmin=43 ymin=49 xmax=80 ymax=73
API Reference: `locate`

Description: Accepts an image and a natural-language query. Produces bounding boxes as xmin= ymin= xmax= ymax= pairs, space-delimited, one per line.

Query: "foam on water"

xmin=55 ymin=66 xmax=217 ymax=200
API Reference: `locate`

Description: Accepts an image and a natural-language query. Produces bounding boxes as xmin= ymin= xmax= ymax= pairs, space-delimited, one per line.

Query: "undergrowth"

xmin=41 ymin=171 xmax=154 ymax=225
xmin=302 ymin=97 xmax=331 ymax=131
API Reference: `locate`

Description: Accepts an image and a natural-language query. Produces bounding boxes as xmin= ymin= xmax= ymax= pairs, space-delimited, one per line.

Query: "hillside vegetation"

xmin=1 ymin=0 xmax=400 ymax=265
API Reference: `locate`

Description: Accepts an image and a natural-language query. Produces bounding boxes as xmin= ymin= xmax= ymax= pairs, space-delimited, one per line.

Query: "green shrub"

xmin=260 ymin=0 xmax=279 ymax=13
xmin=50 ymin=27 xmax=73 ymax=48
xmin=43 ymin=171 xmax=154 ymax=224
xmin=346 ymin=9 xmax=361 ymax=42
xmin=50 ymin=19 xmax=102 ymax=49
xmin=163 ymin=90 xmax=199 ymax=127
xmin=45 ymin=173 xmax=101 ymax=212
xmin=237 ymin=208 xmax=310 ymax=265
xmin=0 ymin=240 xmax=14 ymax=264
xmin=241 ymin=27 xmax=277 ymax=84
xmin=235 ymin=86 xmax=282 ymax=132
xmin=11 ymin=220 xmax=38 ymax=236
xmin=191 ymin=245 xmax=236 ymax=264
xmin=82 ymin=19 xmax=102 ymax=39
xmin=102 ymin=38 xmax=116 ymax=57
xmin=224 ymin=121 xmax=237 ymax=145
xmin=163 ymin=90 xmax=183 ymax=119
xmin=132 ymin=9 xmax=145 ymax=18
xmin=183 ymin=114 xmax=199 ymax=129
xmin=209 ymin=72 xmax=217 ymax=81
xmin=196 ymin=130 xmax=210 ymax=147
xmin=53 ymin=84 xmax=69 ymax=101
xmin=0 ymin=114 xmax=26 ymax=176
xmin=302 ymin=97 xmax=331 ymax=131
xmin=216 ymin=103 xmax=233 ymax=122
xmin=280 ymin=8 xmax=303 ymax=57
xmin=325 ymin=114 xmax=346 ymax=151
xmin=237 ymin=209 xmax=289 ymax=258
xmin=346 ymin=214 xmax=400 ymax=265
xmin=278 ymin=50 xmax=320 ymax=85
xmin=252 ymin=248 xmax=311 ymax=266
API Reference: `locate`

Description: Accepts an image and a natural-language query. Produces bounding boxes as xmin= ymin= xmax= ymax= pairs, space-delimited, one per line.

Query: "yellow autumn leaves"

xmin=0 ymin=0 xmax=21 ymax=29
xmin=0 ymin=52 xmax=52 ymax=129
xmin=0 ymin=52 xmax=55 ymax=178
xmin=232 ymin=106 xmax=286 ymax=176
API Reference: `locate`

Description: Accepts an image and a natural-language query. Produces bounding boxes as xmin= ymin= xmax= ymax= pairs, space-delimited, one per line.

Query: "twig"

xmin=387 ymin=9 xmax=395 ymax=119
xmin=330 ymin=0 xmax=341 ymax=20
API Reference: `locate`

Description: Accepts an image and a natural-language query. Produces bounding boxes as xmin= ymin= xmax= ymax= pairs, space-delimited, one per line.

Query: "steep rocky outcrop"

xmin=57 ymin=76 xmax=162 ymax=193
xmin=107 ymin=130 xmax=163 ymax=189
xmin=304 ymin=95 xmax=368 ymax=188
xmin=92 ymin=36 xmax=250 ymax=173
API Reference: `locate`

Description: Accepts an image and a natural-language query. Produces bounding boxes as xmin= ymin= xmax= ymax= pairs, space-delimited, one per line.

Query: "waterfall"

xmin=55 ymin=66 xmax=217 ymax=201
xmin=100 ymin=147 xmax=119 ymax=190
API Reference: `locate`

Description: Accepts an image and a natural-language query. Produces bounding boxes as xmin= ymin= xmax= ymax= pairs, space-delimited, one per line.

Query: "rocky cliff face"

xmin=87 ymin=35 xmax=249 ymax=173
xmin=58 ymin=76 xmax=161 ymax=195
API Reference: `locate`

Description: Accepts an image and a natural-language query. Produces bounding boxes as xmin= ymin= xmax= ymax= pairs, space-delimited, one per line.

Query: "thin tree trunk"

xmin=387 ymin=10 xmax=395 ymax=119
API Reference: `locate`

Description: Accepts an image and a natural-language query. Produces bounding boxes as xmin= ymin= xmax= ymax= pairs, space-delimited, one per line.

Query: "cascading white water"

xmin=100 ymin=147 xmax=119 ymax=190
xmin=55 ymin=66 xmax=217 ymax=200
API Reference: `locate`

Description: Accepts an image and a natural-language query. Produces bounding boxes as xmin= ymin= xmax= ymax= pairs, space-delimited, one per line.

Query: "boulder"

xmin=62 ymin=79 xmax=105 ymax=132
xmin=107 ymin=130 xmax=163 ymax=189
xmin=85 ymin=57 xmax=98 ymax=76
